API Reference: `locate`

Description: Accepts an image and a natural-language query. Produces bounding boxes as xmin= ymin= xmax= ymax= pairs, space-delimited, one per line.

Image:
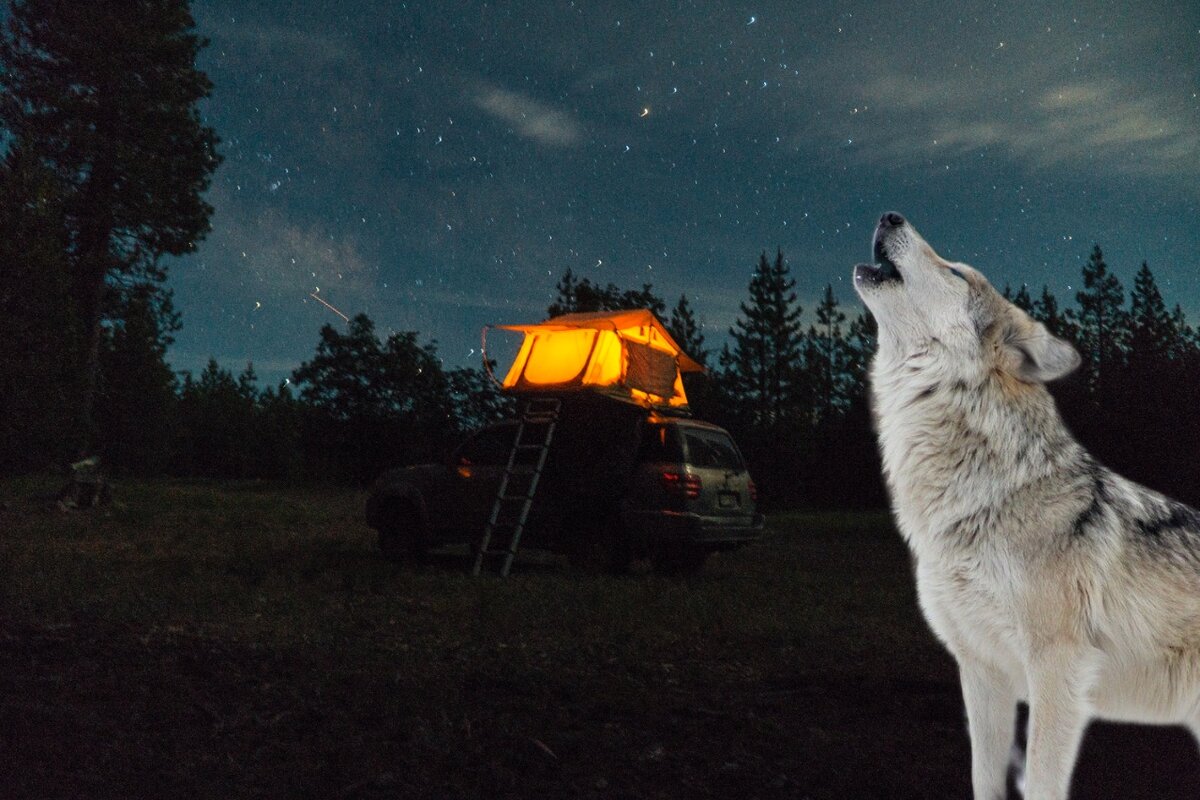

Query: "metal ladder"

xmin=472 ymin=397 xmax=562 ymax=577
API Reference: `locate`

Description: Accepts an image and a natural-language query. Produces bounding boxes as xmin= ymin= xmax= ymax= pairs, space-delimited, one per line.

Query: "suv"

xmin=365 ymin=412 xmax=763 ymax=574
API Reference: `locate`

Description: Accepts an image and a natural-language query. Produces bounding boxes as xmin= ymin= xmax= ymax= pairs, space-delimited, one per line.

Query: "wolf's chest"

xmin=913 ymin=550 xmax=1023 ymax=667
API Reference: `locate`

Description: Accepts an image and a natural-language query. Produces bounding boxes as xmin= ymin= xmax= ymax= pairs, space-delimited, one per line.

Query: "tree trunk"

xmin=75 ymin=268 xmax=107 ymax=458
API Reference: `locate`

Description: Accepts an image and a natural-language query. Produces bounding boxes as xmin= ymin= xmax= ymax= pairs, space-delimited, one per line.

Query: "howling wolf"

xmin=853 ymin=212 xmax=1200 ymax=800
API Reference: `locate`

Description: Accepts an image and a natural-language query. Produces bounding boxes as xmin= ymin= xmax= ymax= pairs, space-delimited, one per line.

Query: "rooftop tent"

xmin=488 ymin=309 xmax=704 ymax=408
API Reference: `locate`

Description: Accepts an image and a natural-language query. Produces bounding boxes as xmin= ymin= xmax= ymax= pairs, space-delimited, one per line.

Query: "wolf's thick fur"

xmin=853 ymin=213 xmax=1200 ymax=800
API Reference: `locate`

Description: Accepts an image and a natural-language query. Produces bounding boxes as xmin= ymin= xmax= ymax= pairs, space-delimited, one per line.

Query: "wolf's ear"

xmin=1004 ymin=318 xmax=1080 ymax=383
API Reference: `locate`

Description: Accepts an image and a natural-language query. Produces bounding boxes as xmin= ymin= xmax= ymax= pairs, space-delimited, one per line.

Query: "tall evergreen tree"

xmin=805 ymin=284 xmax=851 ymax=424
xmin=95 ymin=284 xmax=180 ymax=473
xmin=844 ymin=311 xmax=877 ymax=394
xmin=1068 ymin=244 xmax=1127 ymax=395
xmin=1030 ymin=285 xmax=1076 ymax=341
xmin=667 ymin=294 xmax=707 ymax=366
xmin=1004 ymin=284 xmax=1034 ymax=312
xmin=1169 ymin=304 xmax=1197 ymax=362
xmin=1127 ymin=262 xmax=1175 ymax=364
xmin=0 ymin=0 xmax=221 ymax=454
xmin=0 ymin=147 xmax=78 ymax=471
xmin=176 ymin=359 xmax=257 ymax=478
xmin=724 ymin=249 xmax=805 ymax=425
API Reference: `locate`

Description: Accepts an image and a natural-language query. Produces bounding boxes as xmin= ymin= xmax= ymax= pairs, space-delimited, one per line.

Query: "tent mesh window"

xmin=623 ymin=340 xmax=676 ymax=399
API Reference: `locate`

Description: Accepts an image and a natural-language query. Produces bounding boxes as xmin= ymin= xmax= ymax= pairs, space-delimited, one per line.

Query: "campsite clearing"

xmin=1 ymin=477 xmax=1197 ymax=798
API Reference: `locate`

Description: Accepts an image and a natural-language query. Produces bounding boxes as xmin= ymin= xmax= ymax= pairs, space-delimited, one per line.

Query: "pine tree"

xmin=0 ymin=0 xmax=221 ymax=454
xmin=725 ymin=249 xmax=806 ymax=425
xmin=844 ymin=311 xmax=877 ymax=394
xmin=1169 ymin=304 xmax=1197 ymax=362
xmin=1127 ymin=262 xmax=1175 ymax=364
xmin=95 ymin=284 xmax=179 ymax=473
xmin=667 ymin=294 xmax=707 ymax=366
xmin=1068 ymin=244 xmax=1127 ymax=395
xmin=806 ymin=284 xmax=851 ymax=424
xmin=1008 ymin=284 xmax=1034 ymax=312
xmin=1030 ymin=286 xmax=1072 ymax=340
xmin=175 ymin=359 xmax=257 ymax=477
xmin=0 ymin=147 xmax=78 ymax=472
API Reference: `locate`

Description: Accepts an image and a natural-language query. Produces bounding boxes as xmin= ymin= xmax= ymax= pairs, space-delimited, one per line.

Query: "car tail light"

xmin=661 ymin=470 xmax=702 ymax=499
xmin=748 ymin=479 xmax=757 ymax=503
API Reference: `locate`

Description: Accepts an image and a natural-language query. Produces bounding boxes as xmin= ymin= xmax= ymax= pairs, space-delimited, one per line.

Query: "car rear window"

xmin=682 ymin=429 xmax=744 ymax=470
xmin=637 ymin=423 xmax=685 ymax=463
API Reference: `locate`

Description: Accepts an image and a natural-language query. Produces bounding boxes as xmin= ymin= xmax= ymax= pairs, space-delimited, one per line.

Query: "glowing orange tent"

xmin=487 ymin=309 xmax=704 ymax=408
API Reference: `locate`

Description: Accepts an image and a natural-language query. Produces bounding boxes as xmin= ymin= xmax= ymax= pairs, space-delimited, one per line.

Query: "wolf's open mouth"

xmin=873 ymin=237 xmax=902 ymax=282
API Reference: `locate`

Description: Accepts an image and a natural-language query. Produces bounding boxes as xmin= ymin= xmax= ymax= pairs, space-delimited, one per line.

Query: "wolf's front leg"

xmin=960 ymin=659 xmax=1017 ymax=800
xmin=1023 ymin=649 xmax=1088 ymax=800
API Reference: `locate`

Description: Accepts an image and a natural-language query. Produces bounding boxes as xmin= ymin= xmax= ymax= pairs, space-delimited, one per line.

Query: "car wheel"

xmin=652 ymin=546 xmax=708 ymax=576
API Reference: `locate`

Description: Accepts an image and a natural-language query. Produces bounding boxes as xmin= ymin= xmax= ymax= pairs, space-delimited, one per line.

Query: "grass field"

xmin=2 ymin=477 xmax=1198 ymax=799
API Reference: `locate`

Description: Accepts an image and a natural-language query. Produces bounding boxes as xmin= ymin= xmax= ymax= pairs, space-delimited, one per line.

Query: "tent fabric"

xmin=624 ymin=341 xmax=677 ymax=399
xmin=491 ymin=309 xmax=702 ymax=408
xmin=496 ymin=308 xmax=704 ymax=373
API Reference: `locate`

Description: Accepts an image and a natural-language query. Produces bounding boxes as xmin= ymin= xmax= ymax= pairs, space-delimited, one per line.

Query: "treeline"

xmin=691 ymin=244 xmax=1200 ymax=509
xmin=9 ymin=308 xmax=513 ymax=485
xmin=7 ymin=230 xmax=1200 ymax=509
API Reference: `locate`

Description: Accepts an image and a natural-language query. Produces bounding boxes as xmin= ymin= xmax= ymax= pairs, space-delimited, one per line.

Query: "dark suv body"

xmin=365 ymin=409 xmax=763 ymax=573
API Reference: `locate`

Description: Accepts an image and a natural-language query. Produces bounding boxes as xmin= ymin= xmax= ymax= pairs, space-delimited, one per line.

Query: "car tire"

xmin=651 ymin=546 xmax=708 ymax=576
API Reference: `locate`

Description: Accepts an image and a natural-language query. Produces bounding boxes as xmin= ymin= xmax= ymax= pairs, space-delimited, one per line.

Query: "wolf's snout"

xmin=880 ymin=212 xmax=905 ymax=229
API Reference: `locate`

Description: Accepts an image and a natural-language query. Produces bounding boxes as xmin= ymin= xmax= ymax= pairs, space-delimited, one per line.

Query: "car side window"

xmin=682 ymin=430 xmax=744 ymax=470
xmin=456 ymin=426 xmax=516 ymax=466
xmin=637 ymin=424 xmax=684 ymax=463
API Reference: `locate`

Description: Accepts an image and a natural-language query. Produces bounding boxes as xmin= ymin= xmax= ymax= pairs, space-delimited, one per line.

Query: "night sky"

xmin=170 ymin=1 xmax=1200 ymax=386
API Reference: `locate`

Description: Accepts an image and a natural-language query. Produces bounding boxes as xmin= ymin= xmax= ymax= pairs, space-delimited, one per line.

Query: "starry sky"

xmin=169 ymin=1 xmax=1200 ymax=386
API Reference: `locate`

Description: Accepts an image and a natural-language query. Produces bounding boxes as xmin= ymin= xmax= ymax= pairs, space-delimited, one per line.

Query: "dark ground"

xmin=0 ymin=479 xmax=1196 ymax=799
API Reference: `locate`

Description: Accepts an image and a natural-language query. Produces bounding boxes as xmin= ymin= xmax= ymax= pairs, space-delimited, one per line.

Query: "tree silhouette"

xmin=547 ymin=269 xmax=666 ymax=318
xmin=667 ymin=294 xmax=707 ymax=366
xmin=293 ymin=314 xmax=454 ymax=481
xmin=176 ymin=360 xmax=258 ymax=478
xmin=723 ymin=249 xmax=806 ymax=425
xmin=0 ymin=0 xmax=220 ymax=454
xmin=1127 ymin=262 xmax=1175 ymax=364
xmin=1068 ymin=245 xmax=1127 ymax=398
xmin=1004 ymin=284 xmax=1034 ymax=312
xmin=806 ymin=284 xmax=852 ymax=424
xmin=96 ymin=284 xmax=180 ymax=473
xmin=0 ymin=148 xmax=77 ymax=472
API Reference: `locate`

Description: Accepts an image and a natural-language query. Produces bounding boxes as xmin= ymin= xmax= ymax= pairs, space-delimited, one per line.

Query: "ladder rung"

xmin=498 ymin=493 xmax=534 ymax=502
xmin=515 ymin=443 xmax=547 ymax=451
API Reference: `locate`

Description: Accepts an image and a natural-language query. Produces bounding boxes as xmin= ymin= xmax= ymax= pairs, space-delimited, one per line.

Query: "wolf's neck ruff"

xmin=870 ymin=337 xmax=1081 ymax=552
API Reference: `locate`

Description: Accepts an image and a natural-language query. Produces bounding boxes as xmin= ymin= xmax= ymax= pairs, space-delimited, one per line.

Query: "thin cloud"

xmin=472 ymin=85 xmax=584 ymax=147
xmin=841 ymin=73 xmax=1199 ymax=178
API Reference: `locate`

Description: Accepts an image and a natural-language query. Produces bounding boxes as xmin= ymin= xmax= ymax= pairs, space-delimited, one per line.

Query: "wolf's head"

xmin=853 ymin=212 xmax=1080 ymax=385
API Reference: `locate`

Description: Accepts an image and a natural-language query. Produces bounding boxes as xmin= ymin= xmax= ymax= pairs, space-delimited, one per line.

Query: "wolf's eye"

xmin=947 ymin=267 xmax=967 ymax=283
